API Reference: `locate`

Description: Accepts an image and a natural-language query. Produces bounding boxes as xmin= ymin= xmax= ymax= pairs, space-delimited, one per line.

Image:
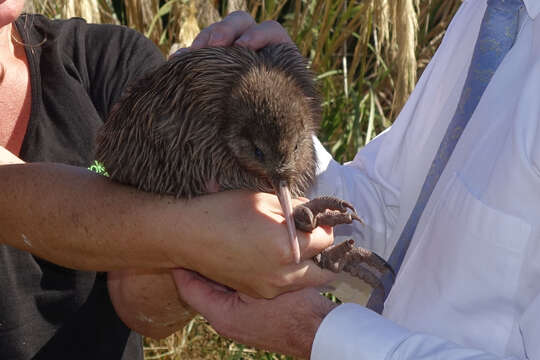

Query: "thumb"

xmin=172 ymin=268 xmax=236 ymax=320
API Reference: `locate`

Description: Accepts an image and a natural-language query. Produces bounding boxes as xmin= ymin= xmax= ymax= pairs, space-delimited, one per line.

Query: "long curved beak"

xmin=275 ymin=180 xmax=301 ymax=264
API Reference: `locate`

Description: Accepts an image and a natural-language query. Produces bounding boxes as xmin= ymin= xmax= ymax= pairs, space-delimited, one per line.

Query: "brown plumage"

xmin=95 ymin=44 xmax=320 ymax=200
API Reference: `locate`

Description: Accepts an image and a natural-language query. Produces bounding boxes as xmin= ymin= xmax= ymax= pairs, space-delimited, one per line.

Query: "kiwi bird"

xmin=95 ymin=43 xmax=389 ymax=286
xmin=96 ymin=43 xmax=322 ymax=263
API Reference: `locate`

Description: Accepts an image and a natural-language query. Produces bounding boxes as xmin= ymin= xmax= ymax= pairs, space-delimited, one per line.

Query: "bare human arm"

xmin=0 ymin=164 xmax=334 ymax=301
xmin=0 ymin=150 xmax=198 ymax=337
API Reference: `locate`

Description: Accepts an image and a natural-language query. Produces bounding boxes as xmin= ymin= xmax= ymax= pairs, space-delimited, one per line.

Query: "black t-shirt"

xmin=0 ymin=15 xmax=165 ymax=359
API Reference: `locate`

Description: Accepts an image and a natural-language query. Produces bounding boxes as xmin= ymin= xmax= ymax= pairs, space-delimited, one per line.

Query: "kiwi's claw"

xmin=341 ymin=200 xmax=357 ymax=214
xmin=293 ymin=196 xmax=363 ymax=232
xmin=351 ymin=212 xmax=363 ymax=223
xmin=314 ymin=239 xmax=393 ymax=290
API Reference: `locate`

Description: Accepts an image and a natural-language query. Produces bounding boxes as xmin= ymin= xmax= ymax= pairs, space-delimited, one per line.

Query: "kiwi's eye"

xmin=254 ymin=146 xmax=265 ymax=162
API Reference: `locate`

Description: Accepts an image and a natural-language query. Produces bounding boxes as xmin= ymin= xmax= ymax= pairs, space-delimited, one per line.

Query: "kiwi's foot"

xmin=314 ymin=239 xmax=395 ymax=289
xmin=293 ymin=196 xmax=362 ymax=232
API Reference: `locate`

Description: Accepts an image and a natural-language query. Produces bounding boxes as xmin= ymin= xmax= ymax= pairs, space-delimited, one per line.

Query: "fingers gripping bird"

xmin=95 ymin=44 xmax=391 ymax=289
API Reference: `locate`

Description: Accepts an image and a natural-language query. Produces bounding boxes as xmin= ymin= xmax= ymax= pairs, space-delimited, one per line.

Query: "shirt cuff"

xmin=311 ymin=303 xmax=412 ymax=360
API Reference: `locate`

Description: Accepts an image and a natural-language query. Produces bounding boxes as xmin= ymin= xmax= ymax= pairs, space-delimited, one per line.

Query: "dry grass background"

xmin=28 ymin=0 xmax=462 ymax=358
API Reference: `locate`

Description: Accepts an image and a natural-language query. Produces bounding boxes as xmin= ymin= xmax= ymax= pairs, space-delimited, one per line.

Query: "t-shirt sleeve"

xmin=83 ymin=23 xmax=166 ymax=119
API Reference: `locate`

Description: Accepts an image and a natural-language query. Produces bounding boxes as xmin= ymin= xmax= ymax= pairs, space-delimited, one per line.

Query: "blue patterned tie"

xmin=367 ymin=0 xmax=523 ymax=313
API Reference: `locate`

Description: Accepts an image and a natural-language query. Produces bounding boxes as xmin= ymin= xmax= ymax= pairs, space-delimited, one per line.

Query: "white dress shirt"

xmin=309 ymin=0 xmax=540 ymax=358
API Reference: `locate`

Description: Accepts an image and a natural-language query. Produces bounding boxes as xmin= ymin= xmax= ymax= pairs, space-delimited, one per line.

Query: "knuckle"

xmin=261 ymin=287 xmax=279 ymax=299
xmin=227 ymin=10 xmax=252 ymax=20
xmin=264 ymin=279 xmax=286 ymax=297
xmin=313 ymin=227 xmax=333 ymax=246
xmin=256 ymin=273 xmax=289 ymax=298
xmin=253 ymin=282 xmax=272 ymax=298
xmin=261 ymin=19 xmax=280 ymax=28
xmin=275 ymin=241 xmax=294 ymax=265
xmin=209 ymin=22 xmax=233 ymax=36
xmin=272 ymin=276 xmax=288 ymax=291
xmin=199 ymin=25 xmax=211 ymax=33
xmin=191 ymin=28 xmax=209 ymax=46
xmin=197 ymin=26 xmax=212 ymax=36
xmin=259 ymin=20 xmax=292 ymax=43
